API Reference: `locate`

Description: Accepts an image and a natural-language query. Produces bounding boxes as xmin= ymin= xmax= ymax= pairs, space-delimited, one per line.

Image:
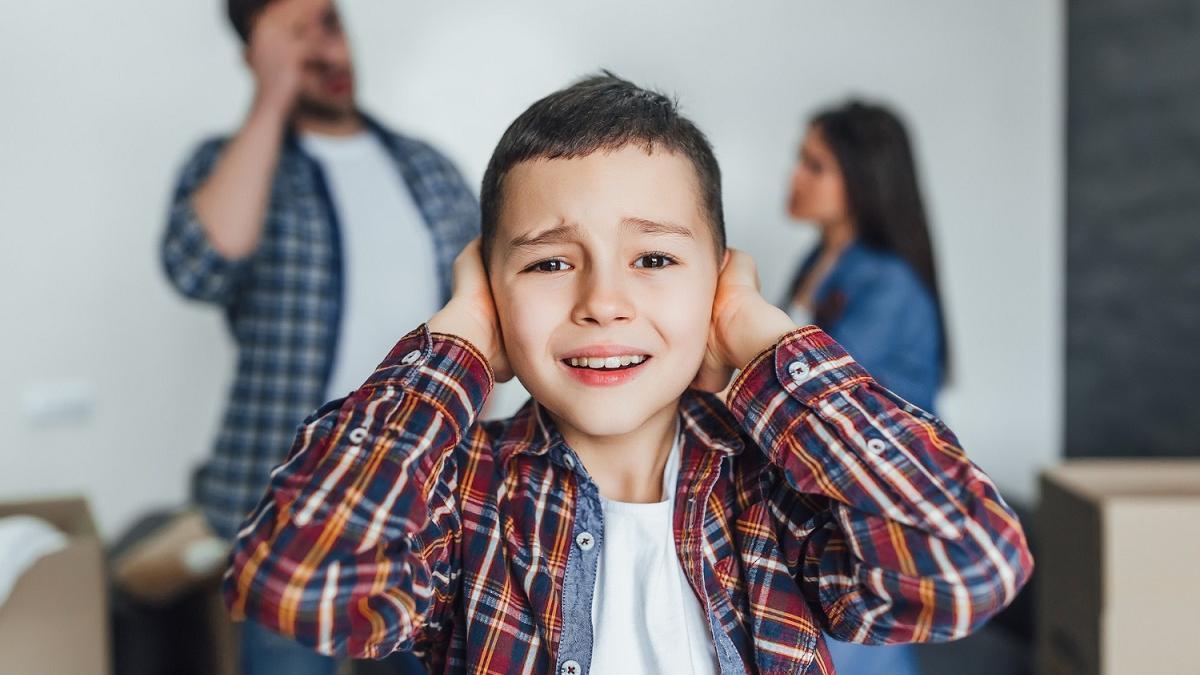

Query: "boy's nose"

xmin=572 ymin=274 xmax=635 ymax=326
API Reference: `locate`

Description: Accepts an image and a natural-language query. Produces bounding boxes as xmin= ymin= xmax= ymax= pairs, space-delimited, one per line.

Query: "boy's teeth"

xmin=568 ymin=355 xmax=649 ymax=369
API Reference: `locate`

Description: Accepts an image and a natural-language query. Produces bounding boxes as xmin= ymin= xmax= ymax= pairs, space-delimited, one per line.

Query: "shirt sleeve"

xmin=223 ymin=325 xmax=494 ymax=658
xmin=726 ymin=326 xmax=1032 ymax=645
xmin=160 ymin=138 xmax=252 ymax=305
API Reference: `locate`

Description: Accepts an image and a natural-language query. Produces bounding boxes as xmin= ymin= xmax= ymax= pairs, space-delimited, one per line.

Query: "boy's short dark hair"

xmin=480 ymin=72 xmax=726 ymax=261
xmin=227 ymin=0 xmax=272 ymax=43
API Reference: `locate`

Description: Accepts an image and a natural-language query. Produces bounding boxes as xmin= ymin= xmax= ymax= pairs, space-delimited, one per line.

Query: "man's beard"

xmin=294 ymin=96 xmax=356 ymax=123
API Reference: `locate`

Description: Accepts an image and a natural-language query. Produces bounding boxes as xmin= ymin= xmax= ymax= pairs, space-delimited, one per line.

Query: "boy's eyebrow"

xmin=508 ymin=222 xmax=583 ymax=250
xmin=621 ymin=217 xmax=695 ymax=239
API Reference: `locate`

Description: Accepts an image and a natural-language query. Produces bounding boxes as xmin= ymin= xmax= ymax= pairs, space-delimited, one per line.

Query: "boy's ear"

xmin=719 ymin=248 xmax=731 ymax=274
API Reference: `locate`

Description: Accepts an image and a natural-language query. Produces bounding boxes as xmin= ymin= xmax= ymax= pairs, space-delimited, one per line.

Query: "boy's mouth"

xmin=563 ymin=354 xmax=649 ymax=371
xmin=558 ymin=346 xmax=653 ymax=386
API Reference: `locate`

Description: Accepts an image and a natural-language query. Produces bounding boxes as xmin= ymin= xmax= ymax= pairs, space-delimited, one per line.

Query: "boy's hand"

xmin=692 ymin=249 xmax=797 ymax=393
xmin=428 ymin=239 xmax=514 ymax=382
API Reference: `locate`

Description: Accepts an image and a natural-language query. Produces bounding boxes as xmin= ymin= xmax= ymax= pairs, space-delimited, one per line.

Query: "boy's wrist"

xmin=428 ymin=302 xmax=501 ymax=370
xmin=726 ymin=304 xmax=797 ymax=368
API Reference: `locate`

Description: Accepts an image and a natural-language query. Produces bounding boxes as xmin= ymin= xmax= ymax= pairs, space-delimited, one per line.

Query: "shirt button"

xmin=563 ymin=454 xmax=576 ymax=470
xmin=867 ymin=438 xmax=886 ymax=454
xmin=348 ymin=427 xmax=368 ymax=444
xmin=576 ymin=531 xmax=595 ymax=551
xmin=560 ymin=660 xmax=582 ymax=675
xmin=787 ymin=359 xmax=810 ymax=382
xmin=400 ymin=349 xmax=422 ymax=365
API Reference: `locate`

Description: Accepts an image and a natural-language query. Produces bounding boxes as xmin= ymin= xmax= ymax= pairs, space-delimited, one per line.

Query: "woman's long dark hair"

xmin=811 ymin=101 xmax=951 ymax=373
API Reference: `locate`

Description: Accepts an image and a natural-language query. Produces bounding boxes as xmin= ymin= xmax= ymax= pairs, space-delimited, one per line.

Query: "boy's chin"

xmin=538 ymin=391 xmax=682 ymax=440
xmin=550 ymin=406 xmax=661 ymax=439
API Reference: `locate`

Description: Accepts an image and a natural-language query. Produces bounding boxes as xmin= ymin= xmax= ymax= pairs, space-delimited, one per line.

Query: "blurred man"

xmin=161 ymin=0 xmax=476 ymax=671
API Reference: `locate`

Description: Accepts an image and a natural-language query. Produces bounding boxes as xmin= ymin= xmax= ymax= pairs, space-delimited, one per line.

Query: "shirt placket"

xmin=679 ymin=449 xmax=746 ymax=674
xmin=554 ymin=445 xmax=604 ymax=675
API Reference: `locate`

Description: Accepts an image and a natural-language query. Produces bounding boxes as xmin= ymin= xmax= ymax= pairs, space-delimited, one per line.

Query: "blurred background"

xmin=1 ymin=1 xmax=1196 ymax=674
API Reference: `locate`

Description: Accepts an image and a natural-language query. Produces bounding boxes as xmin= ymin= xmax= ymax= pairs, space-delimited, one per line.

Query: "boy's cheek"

xmin=495 ymin=307 xmax=552 ymax=379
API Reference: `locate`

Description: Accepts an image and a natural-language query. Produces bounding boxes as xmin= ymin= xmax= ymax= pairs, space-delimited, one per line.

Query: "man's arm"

xmin=188 ymin=100 xmax=288 ymax=261
xmin=190 ymin=0 xmax=320 ymax=260
xmin=161 ymin=1 xmax=323 ymax=302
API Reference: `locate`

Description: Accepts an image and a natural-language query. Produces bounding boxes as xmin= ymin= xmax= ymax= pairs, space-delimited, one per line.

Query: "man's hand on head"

xmin=245 ymin=0 xmax=326 ymax=116
xmin=691 ymin=249 xmax=797 ymax=393
xmin=428 ymin=239 xmax=514 ymax=382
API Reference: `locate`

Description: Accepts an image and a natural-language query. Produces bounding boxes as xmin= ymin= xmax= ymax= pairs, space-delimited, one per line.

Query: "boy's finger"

xmin=720 ymin=247 xmax=758 ymax=289
xmin=450 ymin=238 xmax=488 ymax=292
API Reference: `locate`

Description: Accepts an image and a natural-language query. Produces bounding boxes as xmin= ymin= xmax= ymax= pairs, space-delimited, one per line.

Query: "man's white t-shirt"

xmin=300 ymin=131 xmax=442 ymax=402
xmin=589 ymin=424 xmax=719 ymax=674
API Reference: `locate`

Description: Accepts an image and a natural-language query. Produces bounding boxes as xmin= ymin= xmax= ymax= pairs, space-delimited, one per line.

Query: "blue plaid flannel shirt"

xmin=161 ymin=114 xmax=479 ymax=539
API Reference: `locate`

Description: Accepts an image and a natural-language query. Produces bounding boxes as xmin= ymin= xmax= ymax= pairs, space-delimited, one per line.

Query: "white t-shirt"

xmin=589 ymin=425 xmax=719 ymax=674
xmin=300 ymin=131 xmax=442 ymax=401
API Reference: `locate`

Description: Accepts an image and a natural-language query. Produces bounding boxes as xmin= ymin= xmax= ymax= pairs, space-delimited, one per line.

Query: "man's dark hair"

xmin=480 ymin=72 xmax=725 ymax=261
xmin=227 ymin=0 xmax=271 ymax=43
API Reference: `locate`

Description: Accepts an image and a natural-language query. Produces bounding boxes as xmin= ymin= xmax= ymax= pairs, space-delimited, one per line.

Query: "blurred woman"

xmin=785 ymin=100 xmax=947 ymax=412
xmin=784 ymin=101 xmax=949 ymax=675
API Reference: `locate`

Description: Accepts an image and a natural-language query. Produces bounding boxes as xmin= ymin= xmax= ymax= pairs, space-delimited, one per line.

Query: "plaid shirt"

xmin=226 ymin=325 xmax=1032 ymax=674
xmin=162 ymin=116 xmax=479 ymax=539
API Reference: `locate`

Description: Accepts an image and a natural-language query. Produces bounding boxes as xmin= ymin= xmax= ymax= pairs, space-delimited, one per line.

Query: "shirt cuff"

xmin=360 ymin=324 xmax=495 ymax=440
xmin=726 ymin=325 xmax=872 ymax=415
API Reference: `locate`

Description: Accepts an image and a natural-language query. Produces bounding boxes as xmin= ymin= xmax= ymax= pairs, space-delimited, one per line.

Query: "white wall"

xmin=0 ymin=1 xmax=1062 ymax=537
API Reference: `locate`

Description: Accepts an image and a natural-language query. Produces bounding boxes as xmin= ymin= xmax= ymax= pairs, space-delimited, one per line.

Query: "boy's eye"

xmin=634 ymin=253 xmax=675 ymax=269
xmin=527 ymin=259 xmax=573 ymax=273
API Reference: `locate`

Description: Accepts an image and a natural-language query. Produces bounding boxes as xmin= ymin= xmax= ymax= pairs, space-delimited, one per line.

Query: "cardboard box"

xmin=0 ymin=497 xmax=109 ymax=675
xmin=1036 ymin=460 xmax=1200 ymax=675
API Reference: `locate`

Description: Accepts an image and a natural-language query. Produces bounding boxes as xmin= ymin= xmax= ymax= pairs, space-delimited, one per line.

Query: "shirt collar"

xmin=282 ymin=109 xmax=390 ymax=155
xmin=494 ymin=389 xmax=745 ymax=467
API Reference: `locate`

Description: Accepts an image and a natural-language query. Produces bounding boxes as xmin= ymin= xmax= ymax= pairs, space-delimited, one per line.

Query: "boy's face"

xmin=489 ymin=146 xmax=722 ymax=439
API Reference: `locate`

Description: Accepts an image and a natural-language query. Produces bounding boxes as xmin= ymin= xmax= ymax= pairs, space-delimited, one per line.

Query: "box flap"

xmin=1042 ymin=459 xmax=1200 ymax=501
xmin=0 ymin=496 xmax=97 ymax=537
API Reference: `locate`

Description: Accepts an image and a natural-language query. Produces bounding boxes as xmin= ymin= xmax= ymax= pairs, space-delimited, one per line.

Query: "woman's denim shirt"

xmin=785 ymin=241 xmax=944 ymax=412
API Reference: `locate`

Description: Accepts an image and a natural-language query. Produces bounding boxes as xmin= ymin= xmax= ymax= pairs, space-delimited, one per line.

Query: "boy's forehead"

xmin=496 ymin=147 xmax=712 ymax=249
xmin=505 ymin=217 xmax=698 ymax=252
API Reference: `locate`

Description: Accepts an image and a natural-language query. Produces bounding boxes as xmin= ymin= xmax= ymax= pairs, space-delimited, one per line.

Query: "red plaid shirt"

xmin=226 ymin=324 xmax=1032 ymax=674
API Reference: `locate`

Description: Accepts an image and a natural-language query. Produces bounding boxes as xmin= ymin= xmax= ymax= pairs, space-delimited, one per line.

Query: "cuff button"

xmin=787 ymin=359 xmax=811 ymax=382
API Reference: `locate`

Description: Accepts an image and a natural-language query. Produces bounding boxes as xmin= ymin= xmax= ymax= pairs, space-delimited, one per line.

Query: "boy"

xmin=226 ymin=73 xmax=1033 ymax=674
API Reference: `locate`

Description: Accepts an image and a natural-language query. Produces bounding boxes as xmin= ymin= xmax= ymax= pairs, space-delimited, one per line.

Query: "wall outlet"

xmin=22 ymin=380 xmax=97 ymax=427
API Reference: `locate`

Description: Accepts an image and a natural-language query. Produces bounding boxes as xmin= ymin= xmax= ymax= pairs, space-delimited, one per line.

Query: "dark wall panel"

xmin=1067 ymin=0 xmax=1200 ymax=457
